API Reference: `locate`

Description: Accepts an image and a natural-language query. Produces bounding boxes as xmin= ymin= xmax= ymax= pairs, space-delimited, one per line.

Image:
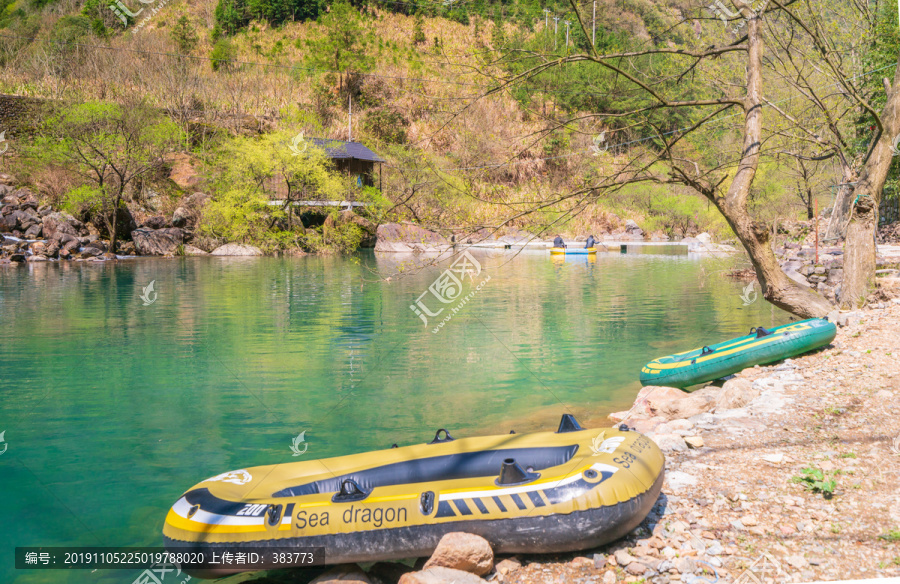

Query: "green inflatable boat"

xmin=640 ymin=318 xmax=836 ymax=389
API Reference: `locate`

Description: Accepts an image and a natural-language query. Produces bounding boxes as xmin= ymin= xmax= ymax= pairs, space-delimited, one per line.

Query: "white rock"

xmin=210 ymin=243 xmax=264 ymax=256
xmin=666 ymin=471 xmax=698 ymax=492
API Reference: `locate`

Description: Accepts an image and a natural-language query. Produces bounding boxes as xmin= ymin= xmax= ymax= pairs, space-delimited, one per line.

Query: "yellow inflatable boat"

xmin=163 ymin=415 xmax=664 ymax=577
xmin=550 ymin=247 xmax=598 ymax=254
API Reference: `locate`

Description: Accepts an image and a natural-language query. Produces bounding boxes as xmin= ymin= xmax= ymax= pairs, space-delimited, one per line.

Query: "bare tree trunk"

xmin=840 ymin=63 xmax=900 ymax=308
xmin=841 ymin=196 xmax=877 ymax=307
xmin=824 ymin=166 xmax=856 ymax=241
xmin=712 ymin=14 xmax=833 ymax=318
xmin=110 ymin=193 xmax=120 ymax=254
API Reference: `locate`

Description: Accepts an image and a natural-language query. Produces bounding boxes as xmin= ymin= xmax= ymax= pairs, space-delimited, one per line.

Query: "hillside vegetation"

xmin=0 ymin=0 xmax=895 ymax=252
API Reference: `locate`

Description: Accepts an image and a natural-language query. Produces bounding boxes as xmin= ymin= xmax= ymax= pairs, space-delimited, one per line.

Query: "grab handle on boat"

xmin=750 ymin=326 xmax=773 ymax=338
xmin=420 ymin=491 xmax=435 ymax=515
xmin=700 ymin=346 xmax=715 ymax=356
xmin=266 ymin=504 xmax=283 ymax=526
xmin=429 ymin=428 xmax=455 ymax=444
xmin=556 ymin=414 xmax=584 ymax=433
xmin=332 ymin=479 xmax=369 ymax=503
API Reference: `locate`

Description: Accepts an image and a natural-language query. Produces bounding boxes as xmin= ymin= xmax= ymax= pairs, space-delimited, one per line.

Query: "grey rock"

xmin=651 ymin=433 xmax=688 ymax=452
xmin=714 ymin=377 xmax=759 ymax=411
xmin=784 ymin=269 xmax=811 ymax=287
xmin=210 ymin=243 xmax=263 ymax=256
xmin=132 ymin=228 xmax=184 ymax=256
xmin=666 ymin=471 xmax=698 ymax=492
xmin=171 ymin=206 xmax=190 ymax=228
xmin=375 ymin=223 xmax=451 ymax=253
xmin=398 ymin=566 xmax=485 ymax=584
xmin=143 ymin=216 xmax=168 ymax=229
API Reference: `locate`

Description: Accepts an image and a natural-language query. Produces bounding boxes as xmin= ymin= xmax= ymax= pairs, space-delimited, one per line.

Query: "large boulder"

xmin=132 ymin=228 xmax=184 ymax=256
xmin=624 ymin=219 xmax=644 ymax=239
xmin=423 ymin=533 xmax=493 ymax=575
xmin=3 ymin=209 xmax=39 ymax=232
xmin=25 ymin=223 xmax=42 ymax=238
xmin=608 ymin=386 xmax=688 ymax=423
xmin=46 ymin=232 xmax=81 ymax=258
xmin=714 ymin=377 xmax=760 ymax=411
xmin=42 ymin=212 xmax=82 ymax=239
xmin=142 ymin=216 xmax=169 ymax=230
xmin=172 ymin=192 xmax=209 ymax=229
xmin=210 ymin=243 xmax=263 ymax=256
xmin=398 ymin=567 xmax=485 ymax=584
xmin=91 ymin=206 xmax=136 ymax=242
xmin=654 ymin=386 xmax=718 ymax=420
xmin=171 ymin=206 xmax=191 ymax=228
xmin=375 ymin=223 xmax=451 ymax=253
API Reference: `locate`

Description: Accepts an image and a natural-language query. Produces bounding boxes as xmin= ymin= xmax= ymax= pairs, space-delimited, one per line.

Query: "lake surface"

xmin=0 ymin=248 xmax=787 ymax=583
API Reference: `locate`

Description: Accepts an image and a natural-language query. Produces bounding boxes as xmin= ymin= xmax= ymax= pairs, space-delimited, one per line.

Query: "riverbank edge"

xmin=243 ymin=299 xmax=900 ymax=584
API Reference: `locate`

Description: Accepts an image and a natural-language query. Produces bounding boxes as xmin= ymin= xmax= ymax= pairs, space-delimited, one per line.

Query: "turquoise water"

xmin=0 ymin=249 xmax=786 ymax=583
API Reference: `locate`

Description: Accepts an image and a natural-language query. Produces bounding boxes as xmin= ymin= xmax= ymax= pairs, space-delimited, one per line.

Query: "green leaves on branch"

xmin=200 ymin=131 xmax=346 ymax=251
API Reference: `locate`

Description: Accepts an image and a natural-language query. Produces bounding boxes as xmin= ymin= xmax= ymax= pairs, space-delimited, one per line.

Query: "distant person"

xmin=553 ymin=235 xmax=566 ymax=248
xmin=585 ymin=235 xmax=597 ymax=249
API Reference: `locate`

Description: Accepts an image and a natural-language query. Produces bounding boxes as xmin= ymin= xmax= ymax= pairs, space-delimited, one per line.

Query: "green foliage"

xmin=305 ymin=0 xmax=374 ymax=84
xmin=308 ymin=215 xmax=366 ymax=253
xmin=791 ymin=467 xmax=837 ymax=497
xmin=412 ymin=12 xmax=425 ymax=45
xmin=214 ymin=0 xmax=319 ymax=35
xmin=90 ymin=17 xmax=108 ymax=38
xmin=201 ymin=131 xmax=347 ymax=251
xmin=880 ymin=530 xmax=900 ymax=542
xmin=50 ymin=14 xmax=92 ymax=46
xmin=28 ymin=101 xmax=183 ymax=250
xmin=363 ymin=109 xmax=408 ymax=144
xmin=490 ymin=14 xmax=504 ymax=49
xmin=170 ymin=15 xmax=199 ymax=53
xmin=61 ymin=184 xmax=104 ymax=216
xmin=210 ymin=38 xmax=236 ymax=71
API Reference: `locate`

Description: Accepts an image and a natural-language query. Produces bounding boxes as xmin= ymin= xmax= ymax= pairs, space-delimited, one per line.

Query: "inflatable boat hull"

xmin=163 ymin=419 xmax=664 ymax=577
xmin=640 ymin=318 xmax=836 ymax=389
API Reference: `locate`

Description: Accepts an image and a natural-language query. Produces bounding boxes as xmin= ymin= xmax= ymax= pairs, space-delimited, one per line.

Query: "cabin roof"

xmin=308 ymin=138 xmax=385 ymax=163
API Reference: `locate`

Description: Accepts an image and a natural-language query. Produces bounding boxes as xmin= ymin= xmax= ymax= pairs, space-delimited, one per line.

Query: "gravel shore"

xmin=499 ymin=300 xmax=900 ymax=584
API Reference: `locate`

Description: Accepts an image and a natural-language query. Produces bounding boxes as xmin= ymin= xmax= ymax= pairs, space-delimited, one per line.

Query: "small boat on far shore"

xmin=550 ymin=247 xmax=598 ymax=254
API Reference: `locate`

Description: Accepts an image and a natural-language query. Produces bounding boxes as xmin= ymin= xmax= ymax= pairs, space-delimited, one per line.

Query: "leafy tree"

xmin=306 ymin=0 xmax=375 ymax=94
xmin=29 ymin=102 xmax=183 ymax=253
xmin=412 ymin=12 xmax=425 ymax=45
xmin=201 ymin=131 xmax=346 ymax=250
xmin=210 ymin=37 xmax=236 ymax=71
xmin=213 ymin=0 xmax=319 ymax=34
xmin=170 ymin=15 xmax=199 ymax=53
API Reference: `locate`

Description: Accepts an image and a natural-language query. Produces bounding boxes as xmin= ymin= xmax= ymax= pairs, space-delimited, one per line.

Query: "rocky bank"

xmin=244 ymin=296 xmax=900 ymax=584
